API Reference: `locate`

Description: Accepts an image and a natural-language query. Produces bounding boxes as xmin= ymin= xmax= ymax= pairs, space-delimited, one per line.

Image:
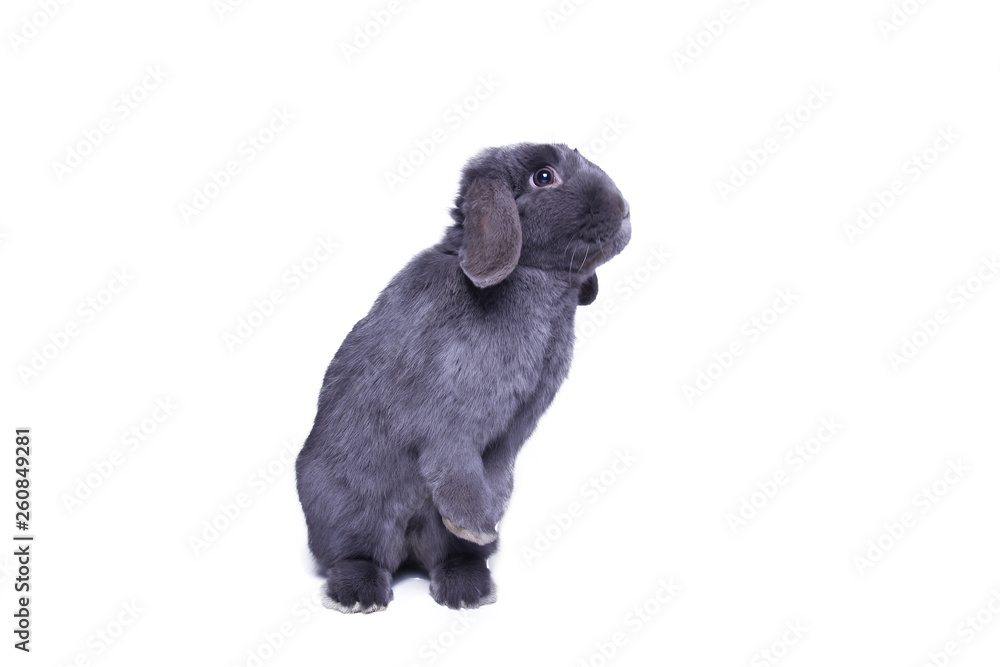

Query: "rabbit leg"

xmin=407 ymin=502 xmax=498 ymax=609
xmin=298 ymin=453 xmax=412 ymax=613
xmin=419 ymin=446 xmax=499 ymax=545
xmin=321 ymin=558 xmax=394 ymax=614
xmin=480 ymin=380 xmax=567 ymax=514
xmin=429 ymin=553 xmax=497 ymax=610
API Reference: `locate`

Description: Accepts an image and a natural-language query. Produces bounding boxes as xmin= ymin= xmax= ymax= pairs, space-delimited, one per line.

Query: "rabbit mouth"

xmin=572 ymin=216 xmax=631 ymax=273
xmin=600 ymin=212 xmax=631 ymax=252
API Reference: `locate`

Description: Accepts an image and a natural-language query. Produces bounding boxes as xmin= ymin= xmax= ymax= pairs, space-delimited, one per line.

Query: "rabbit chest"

xmin=428 ymin=266 xmax=579 ymax=437
xmin=323 ymin=252 xmax=582 ymax=454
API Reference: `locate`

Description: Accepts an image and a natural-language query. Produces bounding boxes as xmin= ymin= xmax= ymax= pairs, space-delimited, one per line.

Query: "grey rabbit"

xmin=295 ymin=142 xmax=631 ymax=612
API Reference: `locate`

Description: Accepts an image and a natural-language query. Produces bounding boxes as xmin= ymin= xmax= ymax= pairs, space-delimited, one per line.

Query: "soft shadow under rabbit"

xmin=296 ymin=142 xmax=631 ymax=612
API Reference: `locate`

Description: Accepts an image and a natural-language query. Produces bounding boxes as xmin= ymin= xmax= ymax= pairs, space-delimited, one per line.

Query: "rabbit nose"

xmin=610 ymin=192 xmax=627 ymax=218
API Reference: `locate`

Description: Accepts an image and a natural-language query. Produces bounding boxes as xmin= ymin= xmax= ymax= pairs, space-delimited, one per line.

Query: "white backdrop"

xmin=3 ymin=0 xmax=999 ymax=665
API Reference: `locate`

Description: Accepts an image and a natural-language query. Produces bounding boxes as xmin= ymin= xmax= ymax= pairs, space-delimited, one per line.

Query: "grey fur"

xmin=296 ymin=143 xmax=631 ymax=611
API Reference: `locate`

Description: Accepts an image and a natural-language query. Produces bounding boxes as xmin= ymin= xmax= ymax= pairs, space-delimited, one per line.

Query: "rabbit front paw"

xmin=442 ymin=516 xmax=498 ymax=545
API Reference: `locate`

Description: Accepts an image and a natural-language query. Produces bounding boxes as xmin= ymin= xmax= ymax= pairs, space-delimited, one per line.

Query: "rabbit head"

xmin=450 ymin=143 xmax=631 ymax=294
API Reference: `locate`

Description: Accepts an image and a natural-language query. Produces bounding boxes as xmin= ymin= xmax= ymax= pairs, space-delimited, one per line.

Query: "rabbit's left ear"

xmin=459 ymin=177 xmax=521 ymax=288
xmin=578 ymin=273 xmax=598 ymax=305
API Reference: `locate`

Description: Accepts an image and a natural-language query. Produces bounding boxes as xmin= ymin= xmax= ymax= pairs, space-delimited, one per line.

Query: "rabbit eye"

xmin=531 ymin=167 xmax=559 ymax=188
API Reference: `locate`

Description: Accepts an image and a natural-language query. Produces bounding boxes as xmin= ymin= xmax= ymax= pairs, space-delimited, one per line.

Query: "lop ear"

xmin=578 ymin=273 xmax=599 ymax=306
xmin=459 ymin=177 xmax=521 ymax=288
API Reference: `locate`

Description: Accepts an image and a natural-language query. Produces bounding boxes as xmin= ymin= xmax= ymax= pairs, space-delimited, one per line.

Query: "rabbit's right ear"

xmin=459 ymin=177 xmax=522 ymax=288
